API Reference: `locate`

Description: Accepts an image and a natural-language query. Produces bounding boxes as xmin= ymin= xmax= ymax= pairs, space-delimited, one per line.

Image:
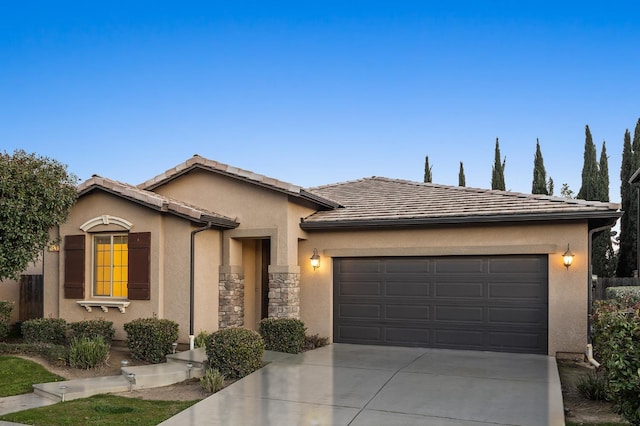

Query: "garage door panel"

xmin=334 ymin=255 xmax=548 ymax=354
xmin=339 ymin=304 xmax=381 ymax=319
xmin=337 ymin=325 xmax=381 ymax=342
xmin=489 ymin=307 xmax=547 ymax=325
xmin=489 ymin=282 xmax=546 ymax=299
xmin=435 ymin=282 xmax=484 ymax=297
xmin=385 ymin=259 xmax=431 ymax=273
xmin=435 ymin=329 xmax=484 ymax=347
xmin=338 ymin=282 xmax=381 ymax=296
xmin=385 ymin=327 xmax=430 ymax=345
xmin=488 ymin=257 xmax=545 ymax=273
xmin=386 ymin=281 xmax=430 ymax=296
xmin=386 ymin=305 xmax=430 ymax=320
xmin=435 ymin=258 xmax=484 ymax=273
xmin=338 ymin=259 xmax=382 ymax=273
xmin=435 ymin=305 xmax=484 ymax=322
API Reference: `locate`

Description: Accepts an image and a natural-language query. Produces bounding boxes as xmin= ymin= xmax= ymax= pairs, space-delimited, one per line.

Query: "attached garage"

xmin=333 ymin=255 xmax=548 ymax=354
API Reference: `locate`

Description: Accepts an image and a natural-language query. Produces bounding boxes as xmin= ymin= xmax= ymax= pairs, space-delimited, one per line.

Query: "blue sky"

xmin=1 ymin=1 xmax=639 ymax=201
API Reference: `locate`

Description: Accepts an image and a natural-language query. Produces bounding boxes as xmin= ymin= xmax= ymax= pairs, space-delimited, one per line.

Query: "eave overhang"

xmin=300 ymin=210 xmax=622 ymax=231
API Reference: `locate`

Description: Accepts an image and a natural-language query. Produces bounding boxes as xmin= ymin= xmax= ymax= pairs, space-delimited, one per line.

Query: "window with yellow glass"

xmin=94 ymin=235 xmax=128 ymax=298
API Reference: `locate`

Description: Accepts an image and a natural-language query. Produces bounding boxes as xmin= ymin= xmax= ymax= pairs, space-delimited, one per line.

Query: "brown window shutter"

xmin=64 ymin=235 xmax=85 ymax=299
xmin=128 ymin=232 xmax=151 ymax=300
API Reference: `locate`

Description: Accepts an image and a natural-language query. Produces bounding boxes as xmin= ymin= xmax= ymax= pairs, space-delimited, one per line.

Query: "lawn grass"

xmin=0 ymin=355 xmax=65 ymax=397
xmin=0 ymin=394 xmax=198 ymax=425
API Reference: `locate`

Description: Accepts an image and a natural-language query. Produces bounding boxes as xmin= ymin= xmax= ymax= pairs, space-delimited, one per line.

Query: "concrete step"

xmin=31 ymin=349 xmax=208 ymax=402
xmin=167 ymin=348 xmax=207 ymax=364
xmin=33 ymin=375 xmax=130 ymax=402
xmin=121 ymin=361 xmax=203 ymax=389
xmin=166 ymin=347 xmax=208 ymax=370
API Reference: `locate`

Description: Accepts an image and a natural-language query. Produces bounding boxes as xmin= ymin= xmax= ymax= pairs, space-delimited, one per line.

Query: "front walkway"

xmin=160 ymin=344 xmax=565 ymax=425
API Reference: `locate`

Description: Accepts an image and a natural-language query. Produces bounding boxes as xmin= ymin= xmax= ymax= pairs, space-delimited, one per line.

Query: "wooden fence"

xmin=594 ymin=277 xmax=640 ymax=300
xmin=19 ymin=274 xmax=43 ymax=321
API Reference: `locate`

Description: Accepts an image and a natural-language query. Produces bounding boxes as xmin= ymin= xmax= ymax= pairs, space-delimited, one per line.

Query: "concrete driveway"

xmin=160 ymin=344 xmax=565 ymax=426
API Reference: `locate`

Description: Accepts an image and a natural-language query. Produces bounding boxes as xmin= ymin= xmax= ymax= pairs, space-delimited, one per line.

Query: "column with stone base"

xmin=268 ymin=265 xmax=300 ymax=319
xmin=218 ymin=265 xmax=244 ymax=328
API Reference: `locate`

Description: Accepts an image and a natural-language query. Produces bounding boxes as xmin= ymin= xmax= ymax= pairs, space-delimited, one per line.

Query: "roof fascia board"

xmin=300 ymin=211 xmax=622 ymax=230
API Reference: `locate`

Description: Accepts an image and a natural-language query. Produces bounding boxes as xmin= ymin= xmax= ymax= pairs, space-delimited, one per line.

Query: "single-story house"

xmin=42 ymin=155 xmax=621 ymax=357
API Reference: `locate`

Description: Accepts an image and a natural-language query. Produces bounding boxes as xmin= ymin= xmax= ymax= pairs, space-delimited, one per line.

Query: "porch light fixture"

xmin=562 ymin=244 xmax=575 ymax=269
xmin=310 ymin=248 xmax=320 ymax=270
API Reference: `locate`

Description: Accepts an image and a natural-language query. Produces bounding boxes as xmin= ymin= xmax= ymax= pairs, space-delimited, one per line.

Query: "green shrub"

xmin=592 ymin=300 xmax=640 ymax=424
xmin=68 ymin=319 xmax=115 ymax=343
xmin=194 ymin=330 xmax=208 ymax=349
xmin=68 ymin=336 xmax=110 ymax=369
xmin=206 ymin=328 xmax=264 ymax=379
xmin=606 ymin=286 xmax=640 ymax=306
xmin=258 ymin=318 xmax=306 ymax=354
xmin=22 ymin=318 xmax=67 ymax=345
xmin=576 ymin=371 xmax=609 ymax=401
xmin=200 ymin=367 xmax=224 ymax=393
xmin=304 ymin=334 xmax=329 ymax=351
xmin=0 ymin=342 xmax=68 ymax=367
xmin=0 ymin=301 xmax=14 ymax=340
xmin=124 ymin=318 xmax=179 ymax=364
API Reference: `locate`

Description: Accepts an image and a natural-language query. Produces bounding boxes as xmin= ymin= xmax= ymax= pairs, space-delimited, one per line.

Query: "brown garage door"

xmin=333 ymin=255 xmax=548 ymax=354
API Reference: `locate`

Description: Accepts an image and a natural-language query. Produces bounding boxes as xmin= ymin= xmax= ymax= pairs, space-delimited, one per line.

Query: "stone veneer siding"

xmin=268 ymin=272 xmax=300 ymax=318
xmin=219 ymin=271 xmax=244 ymax=328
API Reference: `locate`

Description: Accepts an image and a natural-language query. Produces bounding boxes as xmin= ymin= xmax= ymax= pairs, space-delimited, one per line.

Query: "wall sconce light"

xmin=48 ymin=244 xmax=60 ymax=252
xmin=310 ymin=248 xmax=320 ymax=270
xmin=562 ymin=244 xmax=575 ymax=269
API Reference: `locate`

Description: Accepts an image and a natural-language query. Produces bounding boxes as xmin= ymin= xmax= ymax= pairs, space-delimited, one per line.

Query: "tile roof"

xmin=138 ymin=155 xmax=339 ymax=209
xmin=301 ymin=177 xmax=621 ymax=229
xmin=78 ymin=175 xmax=238 ymax=229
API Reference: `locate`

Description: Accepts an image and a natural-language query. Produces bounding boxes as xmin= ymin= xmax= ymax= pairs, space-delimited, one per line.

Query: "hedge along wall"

xmin=0 ymin=301 xmax=14 ymax=340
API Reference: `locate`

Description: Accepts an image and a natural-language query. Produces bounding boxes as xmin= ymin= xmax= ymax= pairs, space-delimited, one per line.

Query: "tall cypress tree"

xmin=458 ymin=162 xmax=466 ymax=186
xmin=547 ymin=178 xmax=554 ymax=196
xmin=617 ymin=129 xmax=635 ymax=276
xmin=599 ymin=141 xmax=610 ymax=202
xmin=532 ymin=139 xmax=549 ymax=195
xmin=577 ymin=125 xmax=599 ymax=201
xmin=627 ymin=119 xmax=640 ymax=275
xmin=424 ymin=156 xmax=432 ymax=183
xmin=592 ymin=141 xmax=615 ymax=277
xmin=491 ymin=138 xmax=506 ymax=190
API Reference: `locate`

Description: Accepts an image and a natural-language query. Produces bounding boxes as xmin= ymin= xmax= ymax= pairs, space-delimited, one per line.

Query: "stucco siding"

xmin=298 ymin=221 xmax=589 ymax=356
xmin=152 ymin=169 xmax=317 ymax=267
xmin=44 ymin=192 xmax=221 ymax=342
